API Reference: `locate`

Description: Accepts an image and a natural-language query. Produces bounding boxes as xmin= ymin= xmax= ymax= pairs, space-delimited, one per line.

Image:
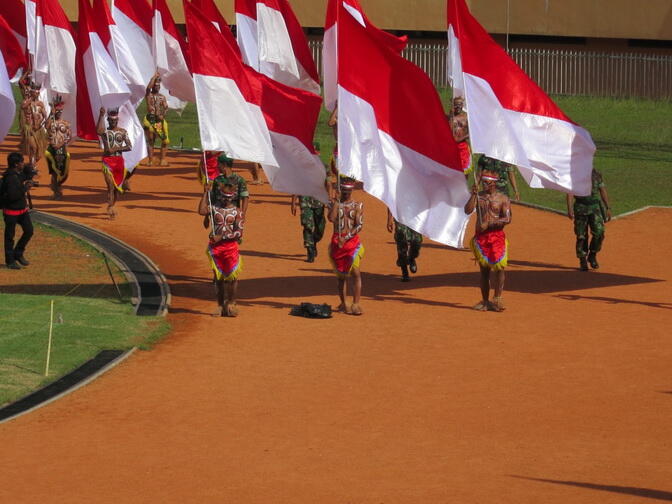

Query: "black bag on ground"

xmin=290 ymin=303 xmax=332 ymax=319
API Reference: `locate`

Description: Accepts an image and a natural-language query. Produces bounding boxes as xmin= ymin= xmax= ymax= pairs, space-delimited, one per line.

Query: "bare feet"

xmin=350 ymin=303 xmax=363 ymax=316
xmin=472 ymin=301 xmax=488 ymax=311
xmin=490 ymin=297 xmax=506 ymax=312
xmin=224 ymin=301 xmax=239 ymax=317
xmin=106 ymin=206 xmax=117 ymax=220
xmin=337 ymin=303 xmax=352 ymax=314
xmin=159 ymin=159 xmax=169 ymax=167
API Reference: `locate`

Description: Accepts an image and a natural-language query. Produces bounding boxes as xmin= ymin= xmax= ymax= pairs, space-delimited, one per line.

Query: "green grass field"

xmin=0 ymin=224 xmax=170 ymax=407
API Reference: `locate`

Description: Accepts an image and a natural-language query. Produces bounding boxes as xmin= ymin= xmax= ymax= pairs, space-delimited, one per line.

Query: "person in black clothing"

xmin=1 ymin=152 xmax=34 ymax=269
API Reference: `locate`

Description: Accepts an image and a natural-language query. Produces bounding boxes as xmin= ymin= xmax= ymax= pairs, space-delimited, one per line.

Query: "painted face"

xmin=54 ymin=109 xmax=63 ymax=119
xmin=107 ymin=116 xmax=119 ymax=129
xmin=152 ymin=80 xmax=161 ymax=94
xmin=453 ymin=99 xmax=464 ymax=114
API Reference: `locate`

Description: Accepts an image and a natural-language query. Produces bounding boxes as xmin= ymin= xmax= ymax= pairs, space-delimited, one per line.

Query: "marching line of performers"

xmin=6 ymin=76 xmax=612 ymax=316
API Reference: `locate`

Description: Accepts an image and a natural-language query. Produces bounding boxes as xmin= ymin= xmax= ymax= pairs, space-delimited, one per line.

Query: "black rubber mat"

xmin=32 ymin=211 xmax=169 ymax=316
xmin=0 ymin=350 xmax=127 ymax=423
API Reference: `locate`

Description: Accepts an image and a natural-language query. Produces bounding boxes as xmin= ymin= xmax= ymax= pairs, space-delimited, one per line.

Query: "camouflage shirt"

xmin=477 ymin=155 xmax=514 ymax=195
xmin=573 ymin=169 xmax=605 ymax=214
xmin=299 ymin=196 xmax=325 ymax=209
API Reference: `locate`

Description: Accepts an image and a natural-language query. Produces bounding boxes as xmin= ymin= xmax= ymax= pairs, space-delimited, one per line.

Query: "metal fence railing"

xmin=308 ymin=40 xmax=672 ymax=100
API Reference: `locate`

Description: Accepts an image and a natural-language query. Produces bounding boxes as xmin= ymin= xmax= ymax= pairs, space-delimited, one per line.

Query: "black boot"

xmin=306 ymin=246 xmax=315 ymax=263
xmin=588 ymin=252 xmax=599 ymax=270
xmin=579 ymin=257 xmax=588 ymax=271
xmin=400 ymin=264 xmax=410 ymax=282
xmin=409 ymin=258 xmax=417 ymax=274
xmin=16 ymin=256 xmax=30 ymax=266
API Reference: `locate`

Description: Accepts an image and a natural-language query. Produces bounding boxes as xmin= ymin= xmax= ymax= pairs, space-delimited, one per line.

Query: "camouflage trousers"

xmin=394 ymin=222 xmax=422 ymax=265
xmin=301 ymin=206 xmax=326 ymax=249
xmin=574 ymin=210 xmax=605 ymax=258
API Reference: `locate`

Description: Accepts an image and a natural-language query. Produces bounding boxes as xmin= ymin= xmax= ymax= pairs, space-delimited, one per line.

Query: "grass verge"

xmin=0 ymin=222 xmax=170 ymax=407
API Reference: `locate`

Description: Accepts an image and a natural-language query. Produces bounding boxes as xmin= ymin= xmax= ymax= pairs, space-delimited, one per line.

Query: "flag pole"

xmin=44 ymin=300 xmax=54 ymax=376
xmin=202 ymin=150 xmax=216 ymax=237
xmin=506 ymin=0 xmax=511 ymax=53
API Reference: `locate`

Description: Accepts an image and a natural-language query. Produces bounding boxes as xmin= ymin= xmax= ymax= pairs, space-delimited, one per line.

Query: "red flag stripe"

xmin=114 ymin=0 xmax=152 ymax=35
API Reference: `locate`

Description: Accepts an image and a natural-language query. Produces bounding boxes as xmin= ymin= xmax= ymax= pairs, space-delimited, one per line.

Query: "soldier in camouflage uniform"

xmin=291 ymin=194 xmax=326 ymax=262
xmin=386 ymin=210 xmax=422 ymax=282
xmin=476 ymin=155 xmax=520 ymax=200
xmin=566 ymin=168 xmax=611 ymax=271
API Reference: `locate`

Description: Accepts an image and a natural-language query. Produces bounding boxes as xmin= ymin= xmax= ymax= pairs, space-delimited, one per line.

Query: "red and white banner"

xmin=185 ymin=1 xmax=276 ymax=165
xmin=152 ymin=0 xmax=195 ymax=103
xmin=94 ymin=0 xmax=146 ymax=107
xmin=31 ymin=0 xmax=77 ymax=127
xmin=323 ymin=0 xmax=407 ymax=112
xmin=0 ymin=14 xmax=25 ymax=142
xmin=447 ymin=0 xmax=595 ymax=196
xmin=337 ymin=3 xmax=470 ymax=247
xmin=76 ymin=0 xmax=130 ymax=137
xmin=256 ymin=72 xmax=329 ymax=203
xmin=235 ymin=0 xmax=319 ymax=95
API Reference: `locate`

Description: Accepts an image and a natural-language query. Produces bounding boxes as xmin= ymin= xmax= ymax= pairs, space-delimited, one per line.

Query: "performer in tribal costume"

xmin=328 ymin=177 xmax=365 ymax=315
xmin=386 ymin=210 xmax=423 ymax=282
xmin=44 ymin=95 xmax=72 ymax=200
xmin=19 ymin=74 xmax=48 ymax=166
xmin=476 ymin=155 xmax=521 ymax=200
xmin=199 ymin=183 xmax=244 ymax=317
xmin=448 ymin=96 xmax=472 ymax=175
xmin=567 ymin=168 xmax=611 ymax=271
xmin=464 ymin=170 xmax=512 ymax=312
xmin=143 ymin=72 xmax=170 ymax=167
xmin=97 ymin=107 xmax=132 ymax=219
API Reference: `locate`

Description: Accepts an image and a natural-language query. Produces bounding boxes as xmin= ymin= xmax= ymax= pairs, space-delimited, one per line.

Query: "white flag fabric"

xmin=152 ymin=0 xmax=195 ymax=103
xmin=185 ymin=1 xmax=276 ymax=166
xmin=338 ymin=2 xmax=470 ymax=247
xmin=94 ymin=0 xmax=146 ymax=107
xmin=33 ymin=0 xmax=77 ymax=127
xmin=234 ymin=0 xmax=259 ymax=70
xmin=447 ymin=0 xmax=595 ymax=196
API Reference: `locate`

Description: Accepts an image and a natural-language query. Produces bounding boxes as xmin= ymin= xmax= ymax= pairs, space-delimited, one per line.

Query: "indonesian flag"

xmin=447 ymin=0 xmax=595 ymax=196
xmin=185 ymin=0 xmax=276 ymax=165
xmin=192 ymin=0 xmax=240 ymax=57
xmin=0 ymin=15 xmax=25 ymax=142
xmin=152 ymin=0 xmax=195 ymax=103
xmin=236 ymin=0 xmax=320 ymax=95
xmin=337 ymin=3 xmax=470 ymax=247
xmin=75 ymin=0 xmax=130 ymax=139
xmin=93 ymin=0 xmax=145 ymax=107
xmin=257 ymin=72 xmax=329 ymax=203
xmin=33 ymin=0 xmax=77 ymax=126
xmin=323 ymin=0 xmax=407 ymax=112
xmin=0 ymin=1 xmax=27 ymax=61
xmin=234 ymin=0 xmax=258 ymax=69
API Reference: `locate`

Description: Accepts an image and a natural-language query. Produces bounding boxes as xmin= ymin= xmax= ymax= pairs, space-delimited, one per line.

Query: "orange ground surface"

xmin=1 ymin=138 xmax=670 ymax=503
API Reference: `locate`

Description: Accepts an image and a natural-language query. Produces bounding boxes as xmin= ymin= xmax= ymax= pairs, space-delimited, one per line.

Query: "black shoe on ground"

xmin=313 ymin=246 xmax=318 ymax=258
xmin=16 ymin=256 xmax=30 ymax=266
xmin=401 ymin=265 xmax=410 ymax=282
xmin=409 ymin=259 xmax=417 ymax=274
xmin=7 ymin=262 xmax=22 ymax=270
xmin=306 ymin=247 xmax=315 ymax=263
xmin=579 ymin=258 xmax=589 ymax=271
xmin=588 ymin=253 xmax=599 ymax=270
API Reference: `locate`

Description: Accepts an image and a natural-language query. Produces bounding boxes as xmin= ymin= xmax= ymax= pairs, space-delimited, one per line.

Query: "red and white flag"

xmin=0 ymin=14 xmax=25 ymax=142
xmin=447 ymin=0 xmax=595 ymax=196
xmin=94 ymin=0 xmax=146 ymax=107
xmin=76 ymin=0 xmax=130 ymax=138
xmin=323 ymin=0 xmax=407 ymax=112
xmin=192 ymin=0 xmax=240 ymax=56
xmin=257 ymin=72 xmax=329 ymax=202
xmin=185 ymin=1 xmax=276 ymax=165
xmin=236 ymin=0 xmax=321 ymax=95
xmin=234 ymin=0 xmax=258 ymax=69
xmin=32 ymin=0 xmax=77 ymax=126
xmin=111 ymin=0 xmax=154 ymax=93
xmin=337 ymin=3 xmax=470 ymax=247
xmin=152 ymin=0 xmax=195 ymax=103
xmin=0 ymin=1 xmax=27 ymax=60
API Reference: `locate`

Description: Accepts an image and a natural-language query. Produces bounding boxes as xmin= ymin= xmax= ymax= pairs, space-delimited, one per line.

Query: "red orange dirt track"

xmin=1 ymin=138 xmax=671 ymax=503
